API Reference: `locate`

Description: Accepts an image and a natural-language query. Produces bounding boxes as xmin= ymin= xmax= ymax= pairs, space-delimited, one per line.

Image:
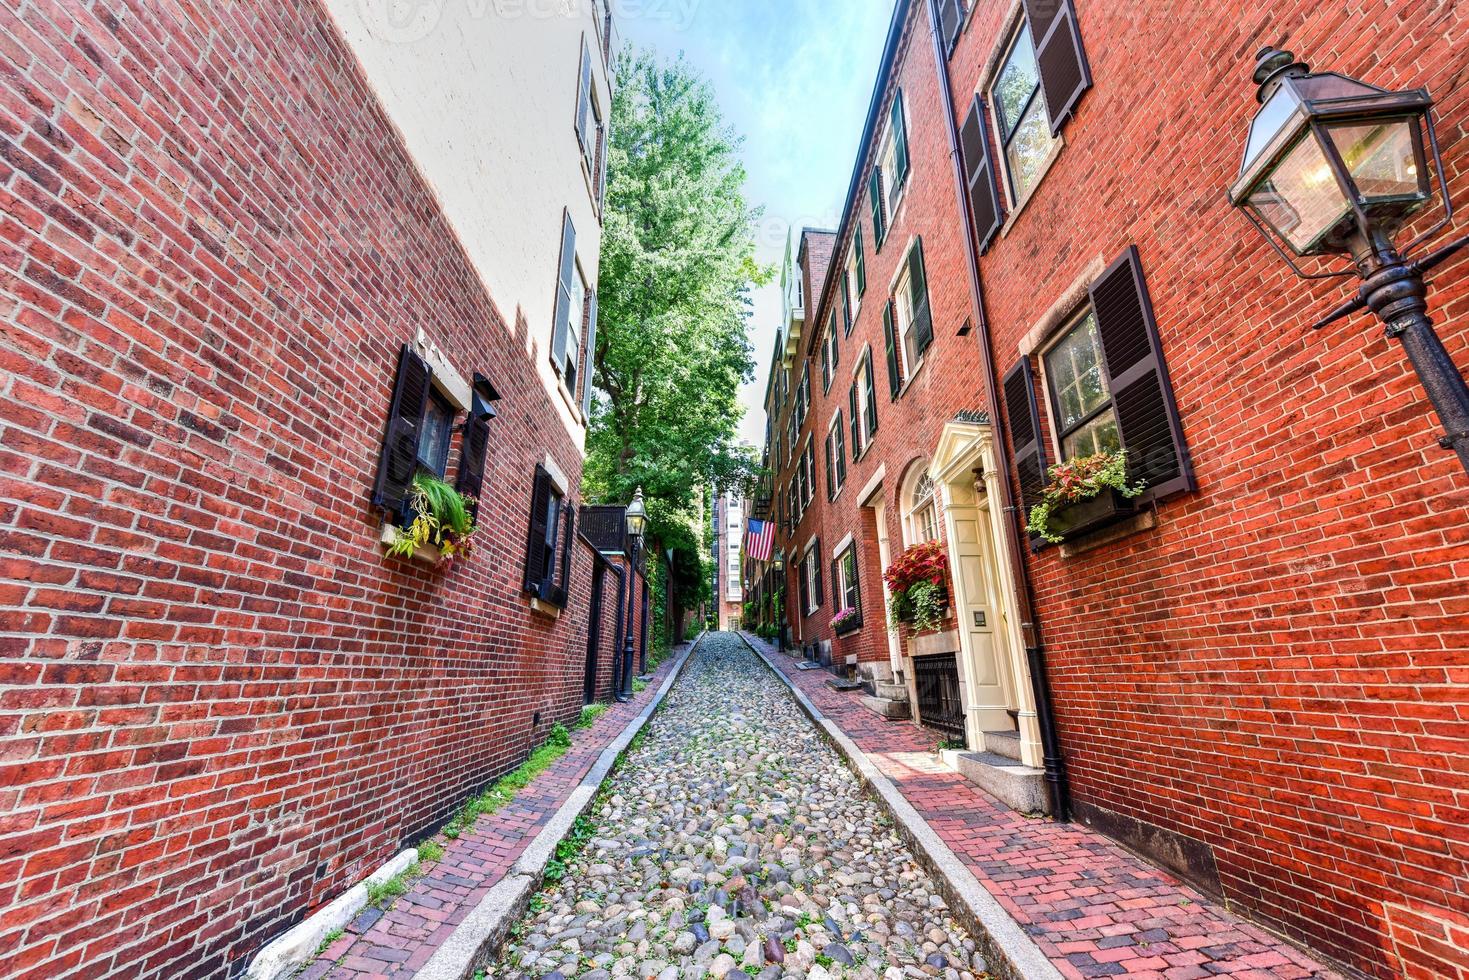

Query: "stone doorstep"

xmin=860 ymin=695 xmax=911 ymax=719
xmin=874 ymin=681 xmax=909 ymax=702
xmin=740 ymin=634 xmax=1063 ymax=980
xmin=413 ymin=634 xmax=705 ymax=980
xmin=982 ymin=729 xmax=1022 ymax=762
xmin=944 ymin=749 xmax=1051 ymax=816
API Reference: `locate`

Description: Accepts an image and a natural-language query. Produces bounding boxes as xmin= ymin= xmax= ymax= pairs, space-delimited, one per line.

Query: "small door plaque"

xmin=972 ymin=611 xmax=987 ymax=628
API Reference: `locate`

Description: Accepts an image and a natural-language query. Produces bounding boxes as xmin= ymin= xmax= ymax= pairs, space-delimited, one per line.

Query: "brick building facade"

xmin=0 ymin=1 xmax=641 ymax=977
xmin=755 ymin=0 xmax=1469 ymax=976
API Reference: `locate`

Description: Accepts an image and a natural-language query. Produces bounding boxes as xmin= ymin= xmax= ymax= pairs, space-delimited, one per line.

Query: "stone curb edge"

xmin=738 ymin=634 xmax=1063 ymax=980
xmin=415 ymin=632 xmax=708 ymax=980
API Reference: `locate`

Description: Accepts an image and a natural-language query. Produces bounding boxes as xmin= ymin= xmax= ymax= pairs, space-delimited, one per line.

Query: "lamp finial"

xmin=1252 ymin=46 xmax=1309 ymax=102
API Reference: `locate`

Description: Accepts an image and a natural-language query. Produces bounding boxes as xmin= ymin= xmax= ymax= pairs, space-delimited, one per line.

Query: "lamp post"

xmin=1228 ymin=46 xmax=1469 ymax=476
xmin=619 ymin=487 xmax=647 ymax=702
xmin=772 ymin=548 xmax=786 ymax=652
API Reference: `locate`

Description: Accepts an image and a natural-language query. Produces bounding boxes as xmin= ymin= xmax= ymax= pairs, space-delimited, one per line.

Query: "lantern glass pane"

xmin=1245 ymin=133 xmax=1350 ymax=253
xmin=1242 ymin=86 xmax=1299 ymax=170
xmin=1327 ymin=118 xmax=1428 ymax=203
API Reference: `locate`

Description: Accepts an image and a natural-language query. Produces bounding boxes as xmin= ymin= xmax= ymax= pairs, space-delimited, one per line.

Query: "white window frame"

xmin=827 ymin=410 xmax=846 ymax=497
xmin=1039 ymin=306 xmax=1122 ymax=464
xmin=802 ymin=542 xmax=820 ymax=615
xmin=853 ymin=351 xmax=874 ymax=456
xmin=890 ymin=241 xmax=925 ymax=379
xmin=987 ymin=17 xmax=1060 ymax=211
xmin=835 ymin=542 xmax=860 ymax=615
xmin=877 ymin=93 xmax=908 ymax=219
xmin=901 ymin=463 xmax=941 ymax=548
xmin=844 ymin=247 xmax=861 ymax=325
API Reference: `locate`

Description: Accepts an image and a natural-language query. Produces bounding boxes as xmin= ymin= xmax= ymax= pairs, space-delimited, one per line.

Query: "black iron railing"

xmin=581 ymin=505 xmax=627 ymax=556
xmin=914 ymin=653 xmax=965 ymax=742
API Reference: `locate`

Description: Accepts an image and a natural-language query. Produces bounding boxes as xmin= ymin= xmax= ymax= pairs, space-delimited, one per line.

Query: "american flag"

xmin=744 ymin=518 xmax=775 ymax=562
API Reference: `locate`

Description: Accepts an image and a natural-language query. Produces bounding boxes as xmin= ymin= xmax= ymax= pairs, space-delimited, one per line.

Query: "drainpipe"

xmin=925 ymin=0 xmax=1070 ymax=821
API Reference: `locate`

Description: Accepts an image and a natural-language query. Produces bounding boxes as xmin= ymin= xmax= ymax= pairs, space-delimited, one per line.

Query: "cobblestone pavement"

xmin=491 ymin=632 xmax=989 ymax=980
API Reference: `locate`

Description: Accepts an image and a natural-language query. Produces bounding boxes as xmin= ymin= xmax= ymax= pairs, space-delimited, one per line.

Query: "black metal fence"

xmin=914 ymin=652 xmax=965 ymax=743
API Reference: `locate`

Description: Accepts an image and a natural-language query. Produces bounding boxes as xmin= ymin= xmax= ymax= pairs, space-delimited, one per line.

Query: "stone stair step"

xmin=874 ymin=681 xmax=909 ymax=702
xmin=950 ymin=751 xmax=1050 ymax=815
xmin=982 ymin=729 xmax=1022 ymax=761
xmin=860 ymin=696 xmax=910 ymax=720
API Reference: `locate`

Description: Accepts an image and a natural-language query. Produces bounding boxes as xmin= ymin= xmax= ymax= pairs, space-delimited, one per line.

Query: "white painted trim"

xmin=415 ymin=328 xmax=471 ymax=411
xmin=1017 ymin=253 xmax=1107 ymax=356
xmin=542 ymin=453 xmax=571 ymax=496
xmin=857 ymin=463 xmax=887 ymax=507
xmin=245 ymin=848 xmax=418 ymax=980
xmin=831 ymin=533 xmax=854 ymax=559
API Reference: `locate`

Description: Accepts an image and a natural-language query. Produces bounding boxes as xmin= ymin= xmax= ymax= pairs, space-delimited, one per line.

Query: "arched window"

xmin=902 ymin=464 xmax=941 ymax=547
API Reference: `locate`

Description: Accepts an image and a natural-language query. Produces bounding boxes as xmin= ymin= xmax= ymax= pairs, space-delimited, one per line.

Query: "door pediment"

xmin=931 ymin=416 xmax=994 ymax=484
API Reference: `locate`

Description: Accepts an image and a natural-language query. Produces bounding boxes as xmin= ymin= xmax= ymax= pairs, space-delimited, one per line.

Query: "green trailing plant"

xmin=439 ymin=724 xmax=573 ymax=839
xmin=387 ymin=473 xmax=478 ymax=562
xmin=575 ymin=703 xmax=609 ymax=729
xmin=884 ymin=541 xmax=951 ymax=633
xmin=1025 ymin=450 xmax=1145 ymax=544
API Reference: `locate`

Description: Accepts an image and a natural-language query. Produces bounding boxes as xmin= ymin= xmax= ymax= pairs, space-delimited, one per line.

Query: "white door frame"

xmin=930 ymin=419 xmax=1042 ymax=767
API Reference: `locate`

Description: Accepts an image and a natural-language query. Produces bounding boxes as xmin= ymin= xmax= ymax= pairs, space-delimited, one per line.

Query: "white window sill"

xmin=999 ymin=136 xmax=1066 ymax=240
xmin=896 ymin=354 xmax=928 ymax=399
xmin=530 ymin=597 xmax=563 ymax=619
xmin=555 ymin=376 xmax=585 ymax=428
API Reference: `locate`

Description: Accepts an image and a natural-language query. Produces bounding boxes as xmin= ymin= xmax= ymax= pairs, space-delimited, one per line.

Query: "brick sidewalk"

xmin=296 ymin=647 xmax=690 ymax=980
xmin=742 ymin=633 xmax=1340 ymax=980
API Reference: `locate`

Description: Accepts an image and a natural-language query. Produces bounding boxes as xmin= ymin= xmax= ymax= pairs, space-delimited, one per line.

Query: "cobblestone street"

xmin=491 ymin=633 xmax=985 ymax=980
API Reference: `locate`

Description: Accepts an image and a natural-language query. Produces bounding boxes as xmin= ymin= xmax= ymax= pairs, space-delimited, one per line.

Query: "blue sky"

xmin=618 ymin=0 xmax=894 ymax=448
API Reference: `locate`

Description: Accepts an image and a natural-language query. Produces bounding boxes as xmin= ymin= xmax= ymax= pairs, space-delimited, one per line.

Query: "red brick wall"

xmin=0 ymin=2 xmax=607 ymax=977
xmin=767 ymin=0 xmax=1469 ymax=975
xmin=948 ymin=1 xmax=1469 ymax=976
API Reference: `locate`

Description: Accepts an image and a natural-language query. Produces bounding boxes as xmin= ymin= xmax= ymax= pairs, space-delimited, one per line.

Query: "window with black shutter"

xmin=868 ymin=169 xmax=886 ymax=248
xmin=834 ymin=544 xmax=862 ymax=628
xmin=812 ymin=538 xmax=824 ymax=607
xmin=825 ymin=432 xmax=836 ymax=501
xmin=455 ymin=379 xmax=499 ymax=520
xmin=1022 ymin=0 xmax=1091 ymax=134
xmin=891 ymin=240 xmax=934 ymax=378
xmin=1003 ymin=357 xmax=1048 ymax=547
xmin=862 ymin=349 xmax=878 ymax=438
xmin=936 ymin=0 xmax=966 ymax=55
xmin=883 ymin=302 xmax=902 ymax=398
xmin=849 ymin=382 xmax=860 ymax=456
xmin=523 ymin=465 xmax=573 ymax=607
xmin=834 ymin=412 xmax=846 ymax=489
xmin=959 ymin=95 xmax=1003 ymax=254
xmin=1086 ymin=246 xmax=1192 ymax=501
xmin=372 ymin=344 xmax=432 ymax=516
xmin=854 ymin=226 xmax=867 ymax=297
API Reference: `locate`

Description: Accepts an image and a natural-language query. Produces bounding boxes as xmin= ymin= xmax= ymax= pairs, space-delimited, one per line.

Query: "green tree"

xmin=585 ymin=47 xmax=767 ymax=523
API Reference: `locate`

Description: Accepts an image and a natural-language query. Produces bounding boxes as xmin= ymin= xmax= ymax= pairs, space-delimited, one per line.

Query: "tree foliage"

xmin=584 ymin=47 xmax=767 ymax=532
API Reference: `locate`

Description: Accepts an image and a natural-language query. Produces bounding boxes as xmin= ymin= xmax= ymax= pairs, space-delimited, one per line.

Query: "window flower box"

xmin=884 ymin=541 xmax=952 ymax=634
xmin=1045 ymin=487 xmax=1138 ymax=541
xmin=382 ymin=474 xmax=478 ymax=566
xmin=831 ymin=607 xmax=862 ymax=636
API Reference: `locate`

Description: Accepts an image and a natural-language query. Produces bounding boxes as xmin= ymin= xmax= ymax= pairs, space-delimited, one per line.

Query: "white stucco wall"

xmin=322 ymin=0 xmax=613 ymax=450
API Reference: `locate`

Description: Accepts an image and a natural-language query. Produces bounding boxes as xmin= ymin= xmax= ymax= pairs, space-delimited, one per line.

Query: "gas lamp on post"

xmin=618 ymin=487 xmax=647 ymax=702
xmin=1228 ymin=46 xmax=1469 ymax=476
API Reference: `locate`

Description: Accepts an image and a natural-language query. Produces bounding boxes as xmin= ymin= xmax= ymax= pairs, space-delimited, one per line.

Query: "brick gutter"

xmin=738 ymin=632 xmax=1062 ymax=980
xmin=413 ymin=631 xmax=705 ymax=980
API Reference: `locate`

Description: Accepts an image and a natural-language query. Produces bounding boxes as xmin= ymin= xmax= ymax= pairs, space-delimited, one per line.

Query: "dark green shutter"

xmin=1023 ymin=0 xmax=1091 ymax=135
xmin=813 ymin=537 xmax=824 ymax=606
xmin=834 ymin=415 xmax=846 ymax=485
xmin=1003 ymin=359 xmax=1048 ymax=547
xmin=937 ymin=0 xmax=964 ymax=54
xmin=840 ymin=272 xmax=853 ymax=335
xmin=830 ymin=558 xmax=840 ymax=614
xmin=863 ymin=349 xmax=878 ymax=436
xmin=854 ymin=226 xmax=867 ymax=296
xmin=825 ymin=432 xmax=835 ymax=500
xmin=849 ymin=382 xmax=860 ymax=453
xmin=883 ymin=302 xmax=901 ymax=398
xmin=890 ymin=91 xmax=910 ymax=186
xmin=1090 ymin=245 xmax=1193 ymax=501
xmin=868 ymin=170 xmax=885 ymax=247
xmin=372 ymin=344 xmax=432 ymax=515
xmin=908 ymin=240 xmax=934 ymax=356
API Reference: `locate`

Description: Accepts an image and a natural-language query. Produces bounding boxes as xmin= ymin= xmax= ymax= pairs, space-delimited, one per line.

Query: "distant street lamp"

xmin=1228 ymin=46 xmax=1469 ymax=475
xmin=772 ymin=547 xmax=786 ymax=652
xmin=619 ymin=488 xmax=647 ymax=702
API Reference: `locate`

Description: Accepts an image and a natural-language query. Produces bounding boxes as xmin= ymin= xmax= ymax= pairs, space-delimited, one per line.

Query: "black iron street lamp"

xmin=619 ymin=487 xmax=647 ymax=702
xmin=1228 ymin=46 xmax=1469 ymax=476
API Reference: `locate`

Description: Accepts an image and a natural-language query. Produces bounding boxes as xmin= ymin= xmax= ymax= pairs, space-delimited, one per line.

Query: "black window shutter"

xmin=854 ymin=226 xmax=867 ymax=296
xmin=821 ymin=337 xmax=831 ymax=393
xmin=372 ymin=344 xmax=432 ymax=515
xmin=883 ymin=302 xmax=902 ymax=398
xmin=1024 ymin=0 xmax=1092 ymax=135
xmin=868 ymin=170 xmax=885 ymax=247
xmin=596 ymin=121 xmax=609 ymax=208
xmin=849 ymin=549 xmax=862 ymax=622
xmin=551 ymin=211 xmax=577 ymax=370
xmin=813 ymin=538 xmax=824 ymax=606
xmin=864 ymin=349 xmax=879 ymax=436
xmin=960 ymin=96 xmax=1003 ymax=254
xmin=554 ymin=500 xmax=575 ymax=606
xmin=456 ymin=413 xmax=491 ymax=518
xmin=849 ymin=382 xmax=860 ymax=452
xmin=581 ymin=289 xmax=598 ymax=419
xmin=1089 ymin=245 xmax=1193 ymax=501
xmin=890 ymin=91 xmax=910 ymax=186
xmin=1003 ymin=358 xmax=1049 ymax=546
xmin=524 ymin=466 xmax=554 ymax=595
xmin=831 ymin=311 xmax=841 ymax=368
xmin=830 ymin=558 xmax=840 ymax=613
xmin=575 ymin=36 xmax=592 ymax=150
xmin=908 ymin=239 xmax=934 ymax=356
